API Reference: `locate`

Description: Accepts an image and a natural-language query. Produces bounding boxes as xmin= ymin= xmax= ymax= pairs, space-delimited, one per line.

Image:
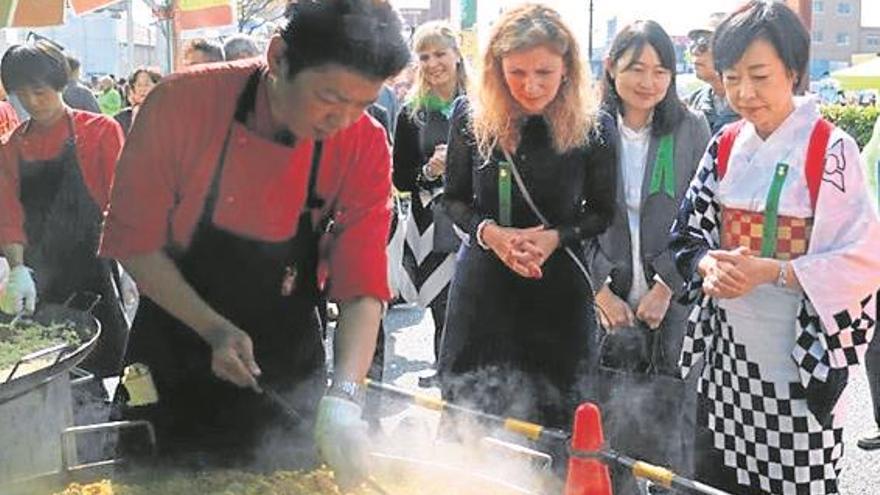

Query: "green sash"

xmin=760 ymin=163 xmax=789 ymax=258
xmin=498 ymin=161 xmax=512 ymax=226
xmin=649 ymin=134 xmax=676 ymax=199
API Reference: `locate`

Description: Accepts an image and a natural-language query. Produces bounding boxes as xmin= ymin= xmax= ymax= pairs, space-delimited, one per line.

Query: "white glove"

xmin=315 ymin=395 xmax=370 ymax=489
xmin=0 ymin=265 xmax=36 ymax=315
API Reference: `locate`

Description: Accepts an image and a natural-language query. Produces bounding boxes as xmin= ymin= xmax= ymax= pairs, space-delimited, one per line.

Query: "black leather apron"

xmin=115 ymin=70 xmax=328 ymax=469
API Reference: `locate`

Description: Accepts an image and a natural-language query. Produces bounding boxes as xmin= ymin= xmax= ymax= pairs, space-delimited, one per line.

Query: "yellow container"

xmin=121 ymin=363 xmax=158 ymax=407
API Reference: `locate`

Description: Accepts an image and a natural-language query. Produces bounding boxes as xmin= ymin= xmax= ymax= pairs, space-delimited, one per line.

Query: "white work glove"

xmin=0 ymin=265 xmax=36 ymax=315
xmin=315 ymin=395 xmax=370 ymax=489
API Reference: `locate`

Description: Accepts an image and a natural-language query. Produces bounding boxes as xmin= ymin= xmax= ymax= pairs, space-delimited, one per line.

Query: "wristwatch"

xmin=328 ymin=379 xmax=366 ymax=406
xmin=775 ymin=261 xmax=788 ymax=288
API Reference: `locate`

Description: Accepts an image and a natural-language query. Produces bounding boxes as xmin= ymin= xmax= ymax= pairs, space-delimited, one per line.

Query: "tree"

xmin=237 ymin=0 xmax=287 ymax=34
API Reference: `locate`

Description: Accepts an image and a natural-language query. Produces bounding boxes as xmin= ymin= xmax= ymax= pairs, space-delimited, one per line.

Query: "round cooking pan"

xmin=0 ymin=302 xmax=101 ymax=404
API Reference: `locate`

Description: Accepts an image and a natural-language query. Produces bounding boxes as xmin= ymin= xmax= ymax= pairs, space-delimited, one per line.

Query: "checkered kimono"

xmin=670 ymin=98 xmax=880 ymax=495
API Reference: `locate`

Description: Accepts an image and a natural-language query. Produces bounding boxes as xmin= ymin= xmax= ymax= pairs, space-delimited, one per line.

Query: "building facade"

xmin=811 ymin=0 xmax=880 ymax=77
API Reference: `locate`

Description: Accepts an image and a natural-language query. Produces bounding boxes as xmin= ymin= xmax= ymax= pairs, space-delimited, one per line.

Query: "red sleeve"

xmin=99 ymin=82 xmax=180 ymax=258
xmin=326 ymin=121 xmax=393 ymax=302
xmin=87 ymin=115 xmax=124 ymax=210
xmin=0 ymin=137 xmax=25 ymax=245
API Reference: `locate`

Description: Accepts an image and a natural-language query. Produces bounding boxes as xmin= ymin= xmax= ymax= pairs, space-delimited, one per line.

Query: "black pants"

xmin=865 ymin=326 xmax=880 ymax=428
xmin=428 ymin=286 xmax=449 ymax=361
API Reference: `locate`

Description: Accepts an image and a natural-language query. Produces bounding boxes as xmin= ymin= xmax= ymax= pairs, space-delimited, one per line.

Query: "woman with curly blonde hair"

xmin=439 ymin=3 xmax=616 ymax=431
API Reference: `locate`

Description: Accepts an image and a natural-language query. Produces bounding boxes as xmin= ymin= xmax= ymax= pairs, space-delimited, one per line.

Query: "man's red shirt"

xmin=100 ymin=61 xmax=393 ymax=302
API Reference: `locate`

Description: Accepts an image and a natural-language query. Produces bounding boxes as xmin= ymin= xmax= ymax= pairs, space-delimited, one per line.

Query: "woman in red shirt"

xmin=0 ymin=41 xmax=128 ymax=378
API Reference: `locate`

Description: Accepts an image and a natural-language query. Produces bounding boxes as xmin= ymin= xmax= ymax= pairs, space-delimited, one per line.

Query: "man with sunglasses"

xmin=686 ymin=13 xmax=739 ymax=134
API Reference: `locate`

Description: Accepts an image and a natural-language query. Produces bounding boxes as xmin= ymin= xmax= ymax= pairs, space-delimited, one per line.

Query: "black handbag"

xmin=430 ymin=194 xmax=461 ymax=254
xmin=595 ymin=322 xmax=687 ymax=470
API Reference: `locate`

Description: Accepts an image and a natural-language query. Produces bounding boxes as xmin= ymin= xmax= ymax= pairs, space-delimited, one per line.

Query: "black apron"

xmin=114 ymin=70 xmax=327 ymax=469
xmin=18 ymin=114 xmax=128 ymax=378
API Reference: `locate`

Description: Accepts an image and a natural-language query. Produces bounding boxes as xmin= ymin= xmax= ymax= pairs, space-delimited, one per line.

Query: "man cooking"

xmin=100 ymin=0 xmax=409 ymax=486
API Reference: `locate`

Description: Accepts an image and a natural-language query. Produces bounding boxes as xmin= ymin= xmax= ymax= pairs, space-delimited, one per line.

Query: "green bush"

xmin=820 ymin=105 xmax=880 ymax=149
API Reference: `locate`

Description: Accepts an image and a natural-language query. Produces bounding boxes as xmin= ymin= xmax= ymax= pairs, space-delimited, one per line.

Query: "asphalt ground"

xmin=378 ymin=304 xmax=880 ymax=495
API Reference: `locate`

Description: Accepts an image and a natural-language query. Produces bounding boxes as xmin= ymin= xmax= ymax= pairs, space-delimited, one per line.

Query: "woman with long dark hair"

xmin=591 ymin=20 xmax=710 ymax=482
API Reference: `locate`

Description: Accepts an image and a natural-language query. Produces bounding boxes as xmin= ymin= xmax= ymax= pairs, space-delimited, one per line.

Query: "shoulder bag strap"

xmin=500 ymin=148 xmax=595 ymax=293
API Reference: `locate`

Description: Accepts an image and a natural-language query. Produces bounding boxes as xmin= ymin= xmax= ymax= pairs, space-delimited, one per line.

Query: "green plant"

xmin=820 ymin=105 xmax=880 ymax=149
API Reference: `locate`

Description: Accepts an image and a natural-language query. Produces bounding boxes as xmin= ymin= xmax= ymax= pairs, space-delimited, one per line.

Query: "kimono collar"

xmin=742 ymin=95 xmax=821 ymax=148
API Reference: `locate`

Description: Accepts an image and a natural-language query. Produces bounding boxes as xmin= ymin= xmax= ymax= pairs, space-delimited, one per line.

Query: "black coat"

xmin=439 ymin=99 xmax=616 ymax=429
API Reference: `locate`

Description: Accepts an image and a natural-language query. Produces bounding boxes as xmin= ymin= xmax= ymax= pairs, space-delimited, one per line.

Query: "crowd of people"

xmin=0 ymin=1 xmax=879 ymax=495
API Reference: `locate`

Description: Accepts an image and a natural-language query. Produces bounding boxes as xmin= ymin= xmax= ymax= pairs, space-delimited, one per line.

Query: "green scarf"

xmin=411 ymin=92 xmax=456 ymax=119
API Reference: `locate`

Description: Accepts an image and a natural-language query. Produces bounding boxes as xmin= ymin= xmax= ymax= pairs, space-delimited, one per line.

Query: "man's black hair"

xmin=712 ymin=1 xmax=810 ymax=90
xmin=280 ymin=0 xmax=410 ymax=81
xmin=602 ymin=20 xmax=687 ymax=137
xmin=1 ymin=41 xmax=70 ymax=92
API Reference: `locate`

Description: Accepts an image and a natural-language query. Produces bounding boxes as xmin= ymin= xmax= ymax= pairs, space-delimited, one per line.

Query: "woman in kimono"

xmin=440 ymin=3 xmax=616 ymax=432
xmin=592 ymin=19 xmax=710 ymax=483
xmin=393 ymin=21 xmax=468 ymax=386
xmin=670 ymin=2 xmax=880 ymax=494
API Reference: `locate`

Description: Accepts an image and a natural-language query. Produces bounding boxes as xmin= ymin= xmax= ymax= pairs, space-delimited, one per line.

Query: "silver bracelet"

xmin=476 ymin=219 xmax=496 ymax=250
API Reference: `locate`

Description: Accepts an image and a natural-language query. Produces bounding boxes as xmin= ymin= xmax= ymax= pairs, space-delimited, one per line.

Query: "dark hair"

xmin=602 ymin=20 xmax=686 ymax=137
xmin=712 ymin=1 xmax=809 ymax=90
xmin=128 ymin=66 xmax=162 ymax=88
xmin=280 ymin=0 xmax=410 ymax=81
xmin=185 ymin=38 xmax=224 ymax=63
xmin=65 ymin=55 xmax=81 ymax=73
xmin=1 ymin=41 xmax=71 ymax=92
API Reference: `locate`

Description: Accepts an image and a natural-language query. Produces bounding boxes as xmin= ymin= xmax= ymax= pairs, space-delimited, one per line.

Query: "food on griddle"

xmin=0 ymin=320 xmax=80 ymax=372
xmin=55 ymin=469 xmax=357 ymax=495
xmin=52 ymin=465 xmax=531 ymax=495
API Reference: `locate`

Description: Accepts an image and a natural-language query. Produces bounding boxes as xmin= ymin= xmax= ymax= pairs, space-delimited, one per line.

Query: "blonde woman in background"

xmin=393 ymin=21 xmax=468 ymax=387
xmin=439 ymin=3 xmax=616 ymax=432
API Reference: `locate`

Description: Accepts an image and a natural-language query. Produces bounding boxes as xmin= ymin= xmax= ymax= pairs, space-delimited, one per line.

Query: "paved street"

xmin=378 ymin=304 xmax=880 ymax=494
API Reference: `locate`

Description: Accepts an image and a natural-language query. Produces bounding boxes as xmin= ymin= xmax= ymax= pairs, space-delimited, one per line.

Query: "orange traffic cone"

xmin=565 ymin=402 xmax=613 ymax=495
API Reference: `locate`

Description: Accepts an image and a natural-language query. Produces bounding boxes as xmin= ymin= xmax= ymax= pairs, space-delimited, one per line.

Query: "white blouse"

xmin=617 ymin=114 xmax=651 ymax=307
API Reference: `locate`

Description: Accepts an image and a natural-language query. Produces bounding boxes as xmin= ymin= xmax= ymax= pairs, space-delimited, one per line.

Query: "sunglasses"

xmin=689 ymin=35 xmax=711 ymax=56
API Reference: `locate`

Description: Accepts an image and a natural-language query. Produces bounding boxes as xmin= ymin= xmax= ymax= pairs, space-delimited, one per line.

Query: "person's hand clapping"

xmin=509 ymin=226 xmax=560 ymax=279
xmin=699 ymin=246 xmax=777 ymax=299
xmin=481 ymin=224 xmax=545 ymax=278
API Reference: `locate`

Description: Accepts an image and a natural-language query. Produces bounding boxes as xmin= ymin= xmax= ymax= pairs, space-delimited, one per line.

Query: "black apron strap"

xmin=195 ymin=69 xmax=263 ymax=235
